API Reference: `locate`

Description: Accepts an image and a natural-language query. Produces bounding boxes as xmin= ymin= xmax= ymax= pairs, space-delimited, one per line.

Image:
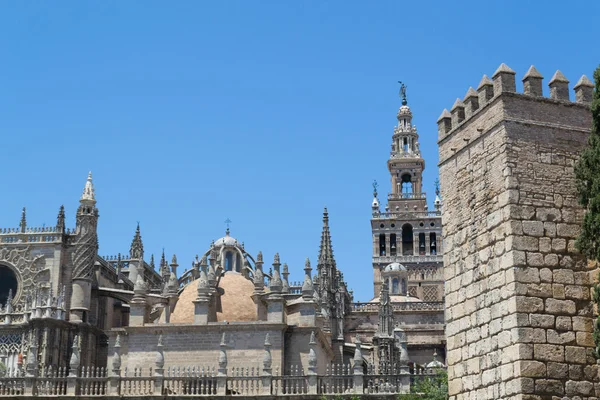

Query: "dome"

xmin=213 ymin=232 xmax=240 ymax=248
xmin=170 ymin=271 xmax=257 ymax=323
xmin=383 ymin=262 xmax=407 ymax=272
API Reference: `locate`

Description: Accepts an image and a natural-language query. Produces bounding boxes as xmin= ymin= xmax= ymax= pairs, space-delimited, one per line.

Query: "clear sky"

xmin=0 ymin=1 xmax=597 ymax=301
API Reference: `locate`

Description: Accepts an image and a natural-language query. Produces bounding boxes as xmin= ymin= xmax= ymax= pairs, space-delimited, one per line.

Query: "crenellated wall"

xmin=438 ymin=63 xmax=597 ymax=400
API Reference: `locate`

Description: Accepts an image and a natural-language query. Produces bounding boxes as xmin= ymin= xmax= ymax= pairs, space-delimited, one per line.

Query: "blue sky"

xmin=0 ymin=1 xmax=597 ymax=301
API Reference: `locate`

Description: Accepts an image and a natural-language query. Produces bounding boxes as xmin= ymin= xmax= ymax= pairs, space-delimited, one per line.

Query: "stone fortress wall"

xmin=438 ymin=63 xmax=597 ymax=399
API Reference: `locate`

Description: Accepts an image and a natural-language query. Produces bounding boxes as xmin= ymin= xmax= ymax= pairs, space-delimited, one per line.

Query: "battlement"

xmin=437 ymin=63 xmax=594 ymax=143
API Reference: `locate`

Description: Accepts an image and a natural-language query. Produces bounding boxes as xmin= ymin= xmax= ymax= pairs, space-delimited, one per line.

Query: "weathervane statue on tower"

xmin=398 ymin=81 xmax=407 ymax=106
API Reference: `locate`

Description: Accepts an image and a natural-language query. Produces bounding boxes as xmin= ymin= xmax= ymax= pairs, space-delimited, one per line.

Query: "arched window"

xmin=390 ymin=234 xmax=397 ymax=256
xmin=430 ymin=233 xmax=437 ymax=255
xmin=392 ymin=278 xmax=399 ymax=295
xmin=402 ymin=224 xmax=413 ymax=255
xmin=401 ymin=174 xmax=413 ymax=195
xmin=236 ymin=254 xmax=242 ymax=272
xmin=0 ymin=265 xmax=18 ymax=306
xmin=403 ymin=137 xmax=409 ymax=152
xmin=419 ymin=233 xmax=426 ymax=255
xmin=401 ymin=279 xmax=407 ymax=295
xmin=379 ymin=234 xmax=386 ymax=256
xmin=225 ymin=252 xmax=233 ymax=271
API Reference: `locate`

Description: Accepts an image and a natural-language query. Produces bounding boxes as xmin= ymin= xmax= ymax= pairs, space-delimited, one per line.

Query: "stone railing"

xmin=0 ymin=332 xmax=444 ymax=398
xmin=387 ymin=192 xmax=427 ymax=201
xmin=0 ymin=365 xmax=431 ymax=397
xmin=374 ymin=255 xmax=443 ymax=264
xmin=351 ymin=301 xmax=445 ymax=312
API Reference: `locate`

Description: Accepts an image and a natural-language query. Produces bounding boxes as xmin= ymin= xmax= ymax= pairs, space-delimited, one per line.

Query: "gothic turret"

xmin=70 ymin=172 xmax=99 ymax=322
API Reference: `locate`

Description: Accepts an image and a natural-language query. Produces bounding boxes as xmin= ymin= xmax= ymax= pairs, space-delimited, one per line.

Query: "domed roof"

xmin=170 ymin=271 xmax=257 ymax=323
xmin=212 ymin=229 xmax=241 ymax=249
xmin=383 ymin=262 xmax=407 ymax=272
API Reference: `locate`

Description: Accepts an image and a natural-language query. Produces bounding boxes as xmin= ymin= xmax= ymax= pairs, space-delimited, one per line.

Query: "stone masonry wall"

xmin=438 ymin=64 xmax=596 ymax=400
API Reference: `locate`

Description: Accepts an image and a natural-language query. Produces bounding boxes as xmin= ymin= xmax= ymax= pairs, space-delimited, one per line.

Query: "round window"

xmin=391 ymin=223 xmax=395 ymax=228
xmin=0 ymin=265 xmax=18 ymax=305
xmin=380 ymin=224 xmax=384 ymax=228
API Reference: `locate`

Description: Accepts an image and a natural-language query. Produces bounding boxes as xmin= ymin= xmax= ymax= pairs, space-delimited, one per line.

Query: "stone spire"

xmin=130 ymin=223 xmax=144 ymax=260
xmin=167 ymin=254 xmax=179 ymax=295
xmin=71 ymin=172 xmax=100 ymax=321
xmin=159 ymin=249 xmax=169 ymax=278
xmin=80 ymin=172 xmax=96 ymax=202
xmin=196 ymin=256 xmax=210 ymax=300
xmin=56 ymin=205 xmax=65 ymax=233
xmin=19 ymin=207 xmax=26 ymax=233
xmin=317 ymin=208 xmax=336 ymax=310
xmin=377 ymin=280 xmax=394 ymax=336
xmin=302 ymin=258 xmax=314 ymax=299
xmin=269 ymin=253 xmax=283 ymax=293
xmin=282 ymin=263 xmax=290 ymax=294
xmin=254 ymin=251 xmax=265 ymax=293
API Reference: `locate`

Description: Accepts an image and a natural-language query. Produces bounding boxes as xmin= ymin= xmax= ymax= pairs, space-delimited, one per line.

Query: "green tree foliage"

xmin=574 ymin=66 xmax=600 ymax=358
xmin=400 ymin=369 xmax=448 ymax=400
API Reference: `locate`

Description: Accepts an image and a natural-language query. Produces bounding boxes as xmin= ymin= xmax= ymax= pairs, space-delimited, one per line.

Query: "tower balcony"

xmin=374 ymin=254 xmax=443 ymax=264
xmin=387 ymin=192 xmax=427 ymax=200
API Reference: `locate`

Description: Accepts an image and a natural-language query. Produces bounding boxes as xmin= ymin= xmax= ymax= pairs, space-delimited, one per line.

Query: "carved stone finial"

xmin=80 ymin=172 xmax=96 ymax=202
xmin=20 ymin=207 xmax=27 ymax=233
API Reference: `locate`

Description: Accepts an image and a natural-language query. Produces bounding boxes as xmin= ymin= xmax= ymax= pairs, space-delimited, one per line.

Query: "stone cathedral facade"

xmin=0 ymin=92 xmax=446 ymax=398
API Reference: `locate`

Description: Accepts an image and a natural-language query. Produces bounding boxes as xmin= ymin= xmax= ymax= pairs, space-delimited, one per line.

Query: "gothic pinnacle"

xmin=80 ymin=171 xmax=96 ymax=202
xmin=20 ymin=207 xmax=27 ymax=233
xmin=57 ymin=205 xmax=65 ymax=232
xmin=130 ymin=223 xmax=144 ymax=260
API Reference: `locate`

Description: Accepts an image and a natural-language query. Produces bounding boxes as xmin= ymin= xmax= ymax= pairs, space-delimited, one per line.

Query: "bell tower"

xmin=386 ymin=82 xmax=426 ymax=214
xmin=370 ymin=83 xmax=443 ymax=300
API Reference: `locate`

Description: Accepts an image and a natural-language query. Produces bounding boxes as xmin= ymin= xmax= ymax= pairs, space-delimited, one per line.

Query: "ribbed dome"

xmin=383 ymin=262 xmax=407 ymax=272
xmin=170 ymin=272 xmax=257 ymax=323
xmin=213 ymin=232 xmax=239 ymax=248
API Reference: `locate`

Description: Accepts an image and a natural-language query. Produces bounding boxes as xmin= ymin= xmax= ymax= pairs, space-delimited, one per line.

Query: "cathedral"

xmin=0 ymin=89 xmax=445 ymax=397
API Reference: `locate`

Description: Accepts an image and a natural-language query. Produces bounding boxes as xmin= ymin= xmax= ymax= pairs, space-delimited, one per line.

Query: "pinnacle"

xmin=523 ymin=65 xmax=543 ymax=80
xmin=477 ymin=75 xmax=493 ymax=89
xmin=492 ymin=63 xmax=516 ymax=78
xmin=574 ymin=75 xmax=594 ymax=89
xmin=436 ymin=109 xmax=451 ymax=122
xmin=549 ymin=70 xmax=569 ymax=84
xmin=451 ymin=98 xmax=464 ymax=111
xmin=80 ymin=171 xmax=96 ymax=202
xmin=464 ymin=87 xmax=478 ymax=100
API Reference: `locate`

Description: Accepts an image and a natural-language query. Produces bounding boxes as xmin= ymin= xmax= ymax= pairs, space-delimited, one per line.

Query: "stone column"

xmin=216 ymin=333 xmax=228 ymax=395
xmin=307 ymin=332 xmax=318 ymax=395
xmin=66 ymin=334 xmax=80 ymax=396
xmin=108 ymin=334 xmax=121 ymax=396
xmin=352 ymin=335 xmax=364 ymax=395
xmin=261 ymin=334 xmax=273 ymax=395
xmin=154 ymin=335 xmax=165 ymax=395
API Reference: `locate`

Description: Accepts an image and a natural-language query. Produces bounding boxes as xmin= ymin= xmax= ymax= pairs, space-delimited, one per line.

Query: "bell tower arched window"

xmin=402 ymin=224 xmax=413 ymax=255
xmin=419 ymin=233 xmax=426 ymax=255
xmin=379 ymin=234 xmax=386 ymax=256
xmin=390 ymin=234 xmax=397 ymax=256
xmin=401 ymin=174 xmax=413 ymax=195
xmin=430 ymin=233 xmax=437 ymax=255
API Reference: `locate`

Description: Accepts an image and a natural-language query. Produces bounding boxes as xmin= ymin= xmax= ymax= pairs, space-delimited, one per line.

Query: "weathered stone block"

xmin=535 ymin=379 xmax=564 ymax=395
xmin=547 ymin=362 xmax=569 ymax=379
xmin=555 ymin=316 xmax=572 ymax=331
xmin=534 ymin=344 xmax=564 ymax=362
xmin=546 ymin=329 xmax=576 ymax=345
xmin=565 ymin=346 xmax=587 ymax=364
xmin=545 ymin=298 xmax=576 ymax=315
xmin=530 ymin=313 xmax=554 ymax=328
xmin=519 ymin=360 xmax=546 ymax=377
